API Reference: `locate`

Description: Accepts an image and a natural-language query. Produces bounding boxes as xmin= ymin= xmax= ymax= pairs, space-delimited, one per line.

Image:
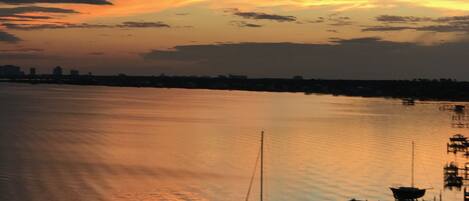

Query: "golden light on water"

xmin=3 ymin=0 xmax=469 ymax=200
xmin=0 ymin=84 xmax=464 ymax=200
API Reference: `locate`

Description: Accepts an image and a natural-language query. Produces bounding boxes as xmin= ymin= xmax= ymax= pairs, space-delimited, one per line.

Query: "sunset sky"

xmin=2 ymin=0 xmax=469 ymax=79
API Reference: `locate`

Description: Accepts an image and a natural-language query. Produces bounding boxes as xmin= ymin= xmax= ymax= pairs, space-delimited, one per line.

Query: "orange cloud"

xmin=48 ymin=0 xmax=203 ymax=23
xmin=13 ymin=0 xmax=469 ymax=25
xmin=37 ymin=0 xmax=387 ymax=23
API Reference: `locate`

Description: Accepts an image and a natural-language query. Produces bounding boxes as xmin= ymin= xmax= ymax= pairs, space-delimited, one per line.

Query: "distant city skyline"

xmin=2 ymin=1 xmax=469 ymax=79
xmin=0 ymin=64 xmax=82 ymax=76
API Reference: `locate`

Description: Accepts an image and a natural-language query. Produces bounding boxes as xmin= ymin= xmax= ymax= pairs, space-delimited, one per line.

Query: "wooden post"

xmin=465 ymin=187 xmax=467 ymax=201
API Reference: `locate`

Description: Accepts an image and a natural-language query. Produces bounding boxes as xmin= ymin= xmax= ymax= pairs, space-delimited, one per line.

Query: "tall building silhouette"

xmin=70 ymin=69 xmax=79 ymax=76
xmin=29 ymin=68 xmax=36 ymax=77
xmin=53 ymin=66 xmax=63 ymax=77
xmin=0 ymin=65 xmax=23 ymax=78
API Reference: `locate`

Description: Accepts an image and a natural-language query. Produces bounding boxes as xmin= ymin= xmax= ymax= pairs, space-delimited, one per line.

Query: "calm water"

xmin=0 ymin=83 xmax=466 ymax=201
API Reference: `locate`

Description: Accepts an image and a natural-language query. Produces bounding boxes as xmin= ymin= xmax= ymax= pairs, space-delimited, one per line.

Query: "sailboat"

xmin=390 ymin=141 xmax=426 ymax=200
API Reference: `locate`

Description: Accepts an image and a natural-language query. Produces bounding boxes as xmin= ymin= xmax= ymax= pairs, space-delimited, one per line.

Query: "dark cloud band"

xmin=3 ymin=21 xmax=171 ymax=30
xmin=117 ymin=21 xmax=170 ymax=28
xmin=0 ymin=30 xmax=21 ymax=43
xmin=141 ymin=38 xmax=469 ymax=79
xmin=228 ymin=9 xmax=296 ymax=22
xmin=367 ymin=14 xmax=469 ymax=33
xmin=0 ymin=0 xmax=112 ymax=5
xmin=0 ymin=6 xmax=78 ymax=21
xmin=376 ymin=15 xmax=432 ymax=23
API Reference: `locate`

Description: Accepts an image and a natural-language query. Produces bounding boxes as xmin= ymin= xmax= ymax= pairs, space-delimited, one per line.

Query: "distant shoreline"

xmin=1 ymin=76 xmax=469 ymax=102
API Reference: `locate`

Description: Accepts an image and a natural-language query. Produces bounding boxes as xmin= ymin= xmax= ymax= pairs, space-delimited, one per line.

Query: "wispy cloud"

xmin=329 ymin=16 xmax=353 ymax=26
xmin=117 ymin=21 xmax=170 ymax=28
xmin=3 ymin=23 xmax=112 ymax=30
xmin=365 ymin=14 xmax=469 ymax=33
xmin=230 ymin=21 xmax=262 ymax=28
xmin=3 ymin=21 xmax=171 ymax=30
xmin=376 ymin=15 xmax=432 ymax=23
xmin=89 ymin=52 xmax=104 ymax=55
xmin=228 ymin=9 xmax=296 ymax=22
xmin=175 ymin=12 xmax=189 ymax=16
xmin=0 ymin=52 xmax=55 ymax=59
xmin=375 ymin=14 xmax=469 ymax=24
xmin=0 ymin=30 xmax=21 ymax=43
xmin=417 ymin=24 xmax=469 ymax=32
xmin=306 ymin=17 xmax=325 ymax=24
xmin=0 ymin=6 xmax=78 ymax=16
xmin=0 ymin=48 xmax=43 ymax=52
xmin=0 ymin=6 xmax=78 ymax=22
xmin=223 ymin=0 xmax=469 ymax=12
xmin=304 ymin=14 xmax=352 ymax=26
xmin=329 ymin=37 xmax=385 ymax=44
xmin=362 ymin=25 xmax=414 ymax=31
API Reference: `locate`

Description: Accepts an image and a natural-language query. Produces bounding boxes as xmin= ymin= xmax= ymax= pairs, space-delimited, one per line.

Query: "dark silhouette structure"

xmin=402 ymin=98 xmax=415 ymax=106
xmin=52 ymin=66 xmax=63 ymax=77
xmin=444 ymin=134 xmax=469 ymax=200
xmin=228 ymin=74 xmax=248 ymax=79
xmin=444 ymin=162 xmax=463 ymax=189
xmin=3 ymin=65 xmax=469 ymax=102
xmin=0 ymin=65 xmax=23 ymax=78
xmin=70 ymin=69 xmax=79 ymax=77
xmin=29 ymin=68 xmax=36 ymax=77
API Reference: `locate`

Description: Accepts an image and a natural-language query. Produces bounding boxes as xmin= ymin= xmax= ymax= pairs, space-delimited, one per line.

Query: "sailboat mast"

xmin=260 ymin=131 xmax=264 ymax=201
xmin=412 ymin=141 xmax=415 ymax=188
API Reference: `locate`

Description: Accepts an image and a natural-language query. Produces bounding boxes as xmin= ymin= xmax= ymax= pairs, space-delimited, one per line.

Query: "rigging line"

xmin=245 ymin=146 xmax=262 ymax=201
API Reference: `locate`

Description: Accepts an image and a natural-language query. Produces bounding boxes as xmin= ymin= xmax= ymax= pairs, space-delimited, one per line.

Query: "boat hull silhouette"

xmin=390 ymin=187 xmax=425 ymax=200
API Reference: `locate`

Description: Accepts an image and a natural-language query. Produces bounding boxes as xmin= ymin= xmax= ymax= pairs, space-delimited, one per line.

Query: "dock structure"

xmin=444 ymin=162 xmax=464 ymax=189
xmin=447 ymin=134 xmax=469 ymax=154
xmin=447 ymin=105 xmax=469 ymax=128
xmin=447 ymin=142 xmax=469 ymax=153
xmin=444 ymin=162 xmax=459 ymax=175
xmin=451 ymin=123 xmax=469 ymax=129
xmin=451 ymin=114 xmax=469 ymax=128
xmin=440 ymin=104 xmax=468 ymax=113
xmin=402 ymin=98 xmax=416 ymax=106
xmin=450 ymin=134 xmax=468 ymax=142
xmin=455 ymin=105 xmax=466 ymax=113
xmin=452 ymin=115 xmax=469 ymax=122
xmin=465 ymin=187 xmax=469 ymax=201
xmin=464 ymin=163 xmax=469 ymax=180
xmin=444 ymin=133 xmax=469 ymax=200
